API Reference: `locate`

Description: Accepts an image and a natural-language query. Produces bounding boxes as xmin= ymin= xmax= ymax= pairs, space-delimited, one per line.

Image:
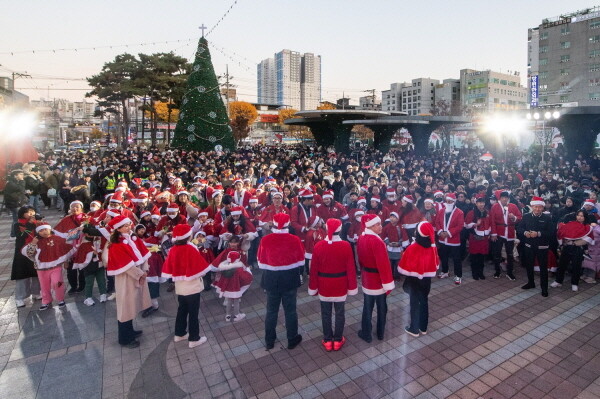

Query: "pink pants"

xmin=38 ymin=267 xmax=65 ymax=305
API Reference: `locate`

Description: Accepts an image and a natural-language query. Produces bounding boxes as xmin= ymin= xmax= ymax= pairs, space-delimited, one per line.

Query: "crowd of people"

xmin=7 ymin=143 xmax=600 ymax=350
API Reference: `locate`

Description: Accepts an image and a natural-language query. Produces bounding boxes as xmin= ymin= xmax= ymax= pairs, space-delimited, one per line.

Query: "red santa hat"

xmin=362 ymin=214 xmax=381 ymax=229
xmin=243 ymin=178 xmax=251 ymax=183
xmin=322 ymin=190 xmax=334 ymax=200
xmin=354 ymin=210 xmax=365 ymax=218
xmin=398 ymin=221 xmax=439 ymax=279
xmin=583 ymin=199 xmax=596 ymax=208
xmin=386 ymin=188 xmax=396 ymax=197
xmin=70 ymin=200 xmax=84 ymax=208
xmin=172 ymin=224 xmax=192 ymax=241
xmin=138 ymin=190 xmax=149 ymax=199
xmin=227 ymin=251 xmax=241 ymax=263
xmin=390 ymin=211 xmax=399 ymax=219
xmin=108 ymin=215 xmax=132 ymax=230
xmin=36 ymin=224 xmax=52 ymax=233
xmin=90 ymin=200 xmax=102 ymax=209
xmin=107 ymin=209 xmax=121 ymax=218
xmin=273 ymin=213 xmax=290 ymax=231
xmin=140 ymin=211 xmax=151 ymax=218
xmin=370 ymin=195 xmax=381 ymax=203
xmin=326 ymin=218 xmax=342 ymax=243
xmin=230 ymin=206 xmax=243 ymax=216
xmin=402 ymin=195 xmax=414 ymax=204
xmin=299 ymin=189 xmax=313 ymax=198
xmin=167 ymin=203 xmax=179 ymax=213
xmin=445 ymin=193 xmax=457 ymax=202
xmin=110 ymin=191 xmax=124 ymax=203
xmin=530 ymin=196 xmax=545 ymax=206
xmin=424 ymin=198 xmax=434 ymax=204
xmin=212 ymin=189 xmax=223 ymax=198
xmin=117 ymin=181 xmax=128 ymax=188
xmin=198 ymin=210 xmax=209 ymax=217
xmin=433 ymin=190 xmax=444 ymax=197
xmin=234 ymin=179 xmax=243 ymax=185
xmin=114 ymin=186 xmax=126 ymax=193
xmin=494 ymin=189 xmax=510 ymax=200
xmin=177 ymin=190 xmax=190 ymax=197
xmin=249 ymin=196 xmax=259 ymax=203
xmin=357 ymin=196 xmax=367 ymax=204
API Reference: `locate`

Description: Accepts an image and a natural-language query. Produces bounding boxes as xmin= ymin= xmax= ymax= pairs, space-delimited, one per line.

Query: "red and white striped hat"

xmin=322 ymin=190 xmax=334 ymax=200
xmin=445 ymin=193 xmax=457 ymax=202
xmin=402 ymin=195 xmax=414 ymax=204
xmin=167 ymin=203 xmax=179 ymax=212
xmin=172 ymin=224 xmax=192 ymax=241
xmin=362 ymin=214 xmax=381 ymax=229
xmin=230 ymin=206 xmax=243 ymax=216
xmin=108 ymin=215 xmax=132 ymax=230
xmin=583 ymin=198 xmax=596 ymax=208
xmin=530 ymin=196 xmax=545 ymax=206
xmin=370 ymin=195 xmax=381 ymax=203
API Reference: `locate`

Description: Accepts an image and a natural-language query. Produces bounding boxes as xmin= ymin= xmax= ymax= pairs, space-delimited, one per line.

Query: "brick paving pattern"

xmin=1 ymin=208 xmax=600 ymax=398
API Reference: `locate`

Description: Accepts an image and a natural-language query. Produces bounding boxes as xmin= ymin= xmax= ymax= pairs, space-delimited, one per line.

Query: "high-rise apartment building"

xmin=460 ymin=69 xmax=527 ymax=112
xmin=400 ymin=78 xmax=440 ymax=115
xmin=257 ymin=50 xmax=321 ymax=110
xmin=528 ymin=6 xmax=600 ymax=107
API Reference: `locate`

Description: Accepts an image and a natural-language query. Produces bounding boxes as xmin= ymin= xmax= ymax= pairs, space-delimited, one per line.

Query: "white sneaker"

xmin=572 ymin=285 xmax=579 ymax=292
xmin=233 ymin=313 xmax=246 ymax=322
xmin=189 ymin=337 xmax=207 ymax=348
xmin=174 ymin=333 xmax=189 ymax=342
xmin=438 ymin=272 xmax=449 ymax=279
xmin=582 ymin=277 xmax=597 ymax=284
xmin=107 ymin=293 xmax=116 ymax=301
xmin=454 ymin=277 xmax=462 ymax=285
xmin=550 ymin=281 xmax=562 ymax=288
xmin=99 ymin=294 xmax=107 ymax=303
xmin=225 ymin=315 xmax=231 ymax=322
xmin=15 ymin=299 xmax=25 ymax=308
xmin=83 ymin=298 xmax=95 ymax=306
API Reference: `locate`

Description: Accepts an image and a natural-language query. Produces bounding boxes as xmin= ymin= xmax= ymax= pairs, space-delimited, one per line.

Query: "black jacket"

xmin=4 ymin=178 xmax=27 ymax=209
xmin=517 ymin=212 xmax=555 ymax=249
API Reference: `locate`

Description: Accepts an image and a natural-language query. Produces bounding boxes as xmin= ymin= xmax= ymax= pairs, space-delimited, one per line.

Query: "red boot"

xmin=322 ymin=340 xmax=333 ymax=352
xmin=333 ymin=336 xmax=346 ymax=351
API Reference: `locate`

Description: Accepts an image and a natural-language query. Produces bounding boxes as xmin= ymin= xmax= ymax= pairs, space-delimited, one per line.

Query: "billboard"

xmin=530 ymin=75 xmax=539 ymax=107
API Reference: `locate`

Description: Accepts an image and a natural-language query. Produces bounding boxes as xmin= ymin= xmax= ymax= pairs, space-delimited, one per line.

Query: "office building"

xmin=460 ymin=69 xmax=528 ymax=112
xmin=400 ymin=78 xmax=439 ymax=115
xmin=528 ymin=6 xmax=600 ymax=106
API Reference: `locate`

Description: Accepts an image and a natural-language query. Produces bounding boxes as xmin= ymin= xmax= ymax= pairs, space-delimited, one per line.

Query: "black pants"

xmin=118 ymin=320 xmax=136 ymax=345
xmin=106 ymin=274 xmax=115 ymax=294
xmin=460 ymin=229 xmax=469 ymax=259
xmin=248 ymin=236 xmax=260 ymax=267
xmin=556 ymin=245 xmax=584 ymax=286
xmin=403 ymin=277 xmax=431 ymax=333
xmin=175 ymin=293 xmax=201 ymax=341
xmin=148 ymin=282 xmax=160 ymax=299
xmin=390 ymin=258 xmax=400 ymax=278
xmin=321 ymin=301 xmax=345 ymax=342
xmin=492 ymin=237 xmax=514 ymax=275
xmin=265 ymin=288 xmax=298 ymax=346
xmin=67 ymin=263 xmax=86 ymax=291
xmin=360 ymin=293 xmax=387 ymax=341
xmin=470 ymin=253 xmax=486 ymax=278
xmin=522 ymin=245 xmax=548 ymax=293
xmin=439 ymin=244 xmax=462 ymax=277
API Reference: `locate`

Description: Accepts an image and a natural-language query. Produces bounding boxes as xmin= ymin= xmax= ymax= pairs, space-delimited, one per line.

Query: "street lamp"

xmin=526 ymin=110 xmax=560 ymax=164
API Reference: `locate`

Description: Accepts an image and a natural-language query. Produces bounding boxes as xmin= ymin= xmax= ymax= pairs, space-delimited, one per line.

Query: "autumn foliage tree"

xmin=352 ymin=124 xmax=374 ymax=141
xmin=278 ymin=108 xmax=313 ymax=141
xmin=317 ymin=102 xmax=336 ymax=110
xmin=145 ymin=101 xmax=180 ymax=122
xmin=228 ymin=101 xmax=258 ymax=145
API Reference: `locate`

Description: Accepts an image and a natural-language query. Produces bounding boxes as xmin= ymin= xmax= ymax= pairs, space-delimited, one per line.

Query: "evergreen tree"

xmin=171 ymin=36 xmax=235 ymax=151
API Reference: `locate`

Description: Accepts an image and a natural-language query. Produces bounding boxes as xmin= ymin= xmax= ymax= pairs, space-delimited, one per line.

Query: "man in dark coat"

xmin=5 ymin=170 xmax=28 ymax=237
xmin=11 ymin=206 xmax=40 ymax=307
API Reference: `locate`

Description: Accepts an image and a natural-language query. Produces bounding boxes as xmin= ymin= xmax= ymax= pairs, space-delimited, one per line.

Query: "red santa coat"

xmin=380 ymin=222 xmax=407 ymax=252
xmin=232 ymin=190 xmax=252 ymax=207
xmin=23 ymin=235 xmax=75 ymax=270
xmin=72 ymin=239 xmax=102 ymax=270
xmin=143 ymin=236 xmax=166 ymax=283
xmin=258 ymin=231 xmax=305 ymax=271
xmin=162 ymin=243 xmax=210 ymax=281
xmin=435 ymin=207 xmax=465 ymax=246
xmin=304 ymin=227 xmax=327 ymax=259
xmin=316 ymin=202 xmax=349 ymax=222
xmin=557 ymin=221 xmax=595 ymax=245
xmin=106 ymin=235 xmax=151 ymax=276
xmin=259 ymin=204 xmax=289 ymax=227
xmin=489 ymin=202 xmax=522 ymax=241
xmin=202 ymin=204 xmax=222 ymax=220
xmin=53 ymin=213 xmax=87 ymax=239
xmin=214 ymin=207 xmax=250 ymax=229
xmin=400 ymin=208 xmax=423 ymax=230
xmin=155 ymin=214 xmax=188 ymax=238
xmin=383 ymin=200 xmax=400 ymax=216
xmin=246 ymin=206 xmax=263 ymax=230
xmin=367 ymin=207 xmax=390 ymax=224
xmin=398 ymin=241 xmax=439 ymax=279
xmin=464 ymin=210 xmax=491 ymax=254
xmin=356 ymin=230 xmax=395 ymax=295
xmin=210 ymin=249 xmax=253 ymax=298
xmin=346 ymin=219 xmax=364 ymax=243
xmin=308 ymin=238 xmax=358 ymax=301
xmin=290 ymin=204 xmax=316 ymax=243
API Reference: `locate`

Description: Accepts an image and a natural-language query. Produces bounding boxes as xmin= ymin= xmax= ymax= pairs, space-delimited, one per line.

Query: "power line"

xmin=206 ymin=0 xmax=241 ymax=37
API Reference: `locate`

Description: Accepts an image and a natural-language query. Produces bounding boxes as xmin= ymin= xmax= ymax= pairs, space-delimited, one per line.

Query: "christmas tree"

xmin=171 ymin=36 xmax=235 ymax=151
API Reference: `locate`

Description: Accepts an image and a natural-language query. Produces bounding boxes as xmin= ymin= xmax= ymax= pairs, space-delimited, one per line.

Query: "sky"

xmin=2 ymin=0 xmax=597 ymax=104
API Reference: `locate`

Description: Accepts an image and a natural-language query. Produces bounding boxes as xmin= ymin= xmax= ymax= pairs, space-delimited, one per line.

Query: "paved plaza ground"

xmin=1 ymin=208 xmax=600 ymax=399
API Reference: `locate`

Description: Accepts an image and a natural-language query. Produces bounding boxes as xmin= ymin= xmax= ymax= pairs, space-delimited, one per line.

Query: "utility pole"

xmin=363 ymin=89 xmax=376 ymax=109
xmin=222 ymin=64 xmax=234 ymax=114
xmin=12 ymin=72 xmax=31 ymax=92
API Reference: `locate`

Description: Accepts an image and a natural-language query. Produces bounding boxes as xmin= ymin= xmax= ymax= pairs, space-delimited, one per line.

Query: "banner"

xmin=530 ymin=75 xmax=539 ymax=107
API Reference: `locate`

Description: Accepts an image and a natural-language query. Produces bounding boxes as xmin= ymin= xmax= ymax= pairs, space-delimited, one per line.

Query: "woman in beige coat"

xmin=105 ymin=216 xmax=151 ymax=348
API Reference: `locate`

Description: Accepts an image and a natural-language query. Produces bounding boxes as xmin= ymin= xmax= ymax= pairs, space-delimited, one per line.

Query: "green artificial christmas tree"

xmin=171 ymin=36 xmax=235 ymax=151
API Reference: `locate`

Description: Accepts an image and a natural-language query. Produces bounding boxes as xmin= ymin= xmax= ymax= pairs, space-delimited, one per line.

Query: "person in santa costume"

xmin=105 ymin=216 xmax=151 ymax=349
xmin=381 ymin=211 xmax=407 ymax=279
xmin=211 ymin=249 xmax=252 ymax=322
xmin=134 ymin=224 xmax=165 ymax=317
xmin=398 ymin=221 xmax=439 ymax=337
xmin=219 ymin=206 xmax=257 ymax=251
xmin=489 ymin=190 xmax=522 ymax=280
xmin=435 ymin=193 xmax=465 ymax=284
xmin=316 ymin=190 xmax=348 ymax=222
xmin=464 ymin=196 xmax=491 ymax=280
xmin=232 ymin=179 xmax=252 ymax=207
xmin=193 ymin=231 xmax=216 ymax=264
xmin=54 ymin=200 xmax=88 ymax=293
xmin=399 ymin=195 xmax=422 ymax=243
xmin=257 ymin=213 xmax=305 ymax=350
xmin=517 ymin=196 xmax=555 ymax=297
xmin=290 ymin=189 xmax=317 ymax=245
xmin=382 ymin=188 xmax=400 ymax=215
xmin=308 ymin=218 xmax=358 ymax=351
xmin=72 ymin=229 xmax=106 ymax=306
xmin=552 ymin=210 xmax=595 ymax=292
xmin=162 ymin=224 xmax=211 ymax=348
xmin=304 ymin=216 xmax=326 ymax=269
xmin=246 ymin=196 xmax=262 ymax=268
xmin=259 ymin=191 xmax=289 ymax=234
xmin=22 ymin=224 xmax=76 ymax=310
xmin=356 ymin=214 xmax=395 ymax=343
xmin=155 ymin=203 xmax=187 ymax=254
xmin=367 ymin=195 xmax=390 ymax=223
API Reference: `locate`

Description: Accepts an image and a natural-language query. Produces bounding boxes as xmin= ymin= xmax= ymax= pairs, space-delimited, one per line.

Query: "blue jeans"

xmin=403 ymin=277 xmax=431 ymax=333
xmin=265 ymin=288 xmax=298 ymax=345
xmin=28 ymin=195 xmax=40 ymax=213
xmin=359 ymin=293 xmax=387 ymax=341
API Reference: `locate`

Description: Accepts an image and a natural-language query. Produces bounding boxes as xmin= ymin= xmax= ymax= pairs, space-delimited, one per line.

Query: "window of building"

xmin=430 ymin=97 xmax=433 ymax=101
xmin=561 ymin=26 xmax=570 ymax=35
xmin=540 ymin=32 xmax=549 ymax=40
xmin=539 ymin=46 xmax=548 ymax=53
xmin=560 ymin=55 xmax=570 ymax=63
xmin=539 ymin=84 xmax=548 ymax=90
xmin=539 ymin=71 xmax=548 ymax=79
xmin=590 ymin=78 xmax=600 ymax=86
xmin=591 ymin=35 xmax=600 ymax=43
xmin=590 ymin=20 xmax=600 ymax=29
xmin=560 ymin=95 xmax=569 ymax=102
xmin=591 ymin=63 xmax=600 ymax=72
xmin=418 ymin=82 xmax=421 ymax=86
xmin=590 ymin=92 xmax=600 ymax=100
xmin=561 ymin=41 xmax=571 ymax=49
xmin=418 ymin=89 xmax=421 ymax=93
xmin=591 ymin=50 xmax=600 ymax=58
xmin=560 ymin=68 xmax=570 ymax=76
xmin=418 ymin=96 xmax=421 ymax=100
xmin=560 ymin=82 xmax=569 ymax=88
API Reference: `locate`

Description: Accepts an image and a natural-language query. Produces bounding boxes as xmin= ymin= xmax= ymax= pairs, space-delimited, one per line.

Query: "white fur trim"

xmin=113 ymin=217 xmax=132 ymax=230
xmin=308 ymin=288 xmax=318 ymax=296
xmin=106 ymin=260 xmax=136 ymax=276
xmin=318 ymin=294 xmax=348 ymax=302
xmin=72 ymin=251 xmax=94 ymax=270
xmin=258 ymin=260 xmax=304 ymax=271
xmin=271 ymin=228 xmax=289 ymax=234
xmin=382 ymin=281 xmax=395 ymax=291
xmin=530 ymin=200 xmax=544 ymax=206
xmin=217 ymin=260 xmax=245 ymax=271
xmin=361 ymin=286 xmax=385 ymax=295
xmin=172 ymin=229 xmax=192 ymax=241
xmin=402 ymin=196 xmax=413 ymax=204
xmin=37 ymin=224 xmax=52 ymax=233
xmin=397 ymin=266 xmax=438 ymax=279
xmin=365 ymin=216 xmax=381 ymax=228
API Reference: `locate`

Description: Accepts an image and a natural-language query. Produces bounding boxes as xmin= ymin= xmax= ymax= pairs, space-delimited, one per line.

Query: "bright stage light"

xmin=0 ymin=109 xmax=38 ymax=143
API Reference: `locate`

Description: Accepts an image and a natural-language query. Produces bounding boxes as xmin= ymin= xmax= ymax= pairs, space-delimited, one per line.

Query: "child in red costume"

xmin=211 ymin=245 xmax=253 ymax=323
